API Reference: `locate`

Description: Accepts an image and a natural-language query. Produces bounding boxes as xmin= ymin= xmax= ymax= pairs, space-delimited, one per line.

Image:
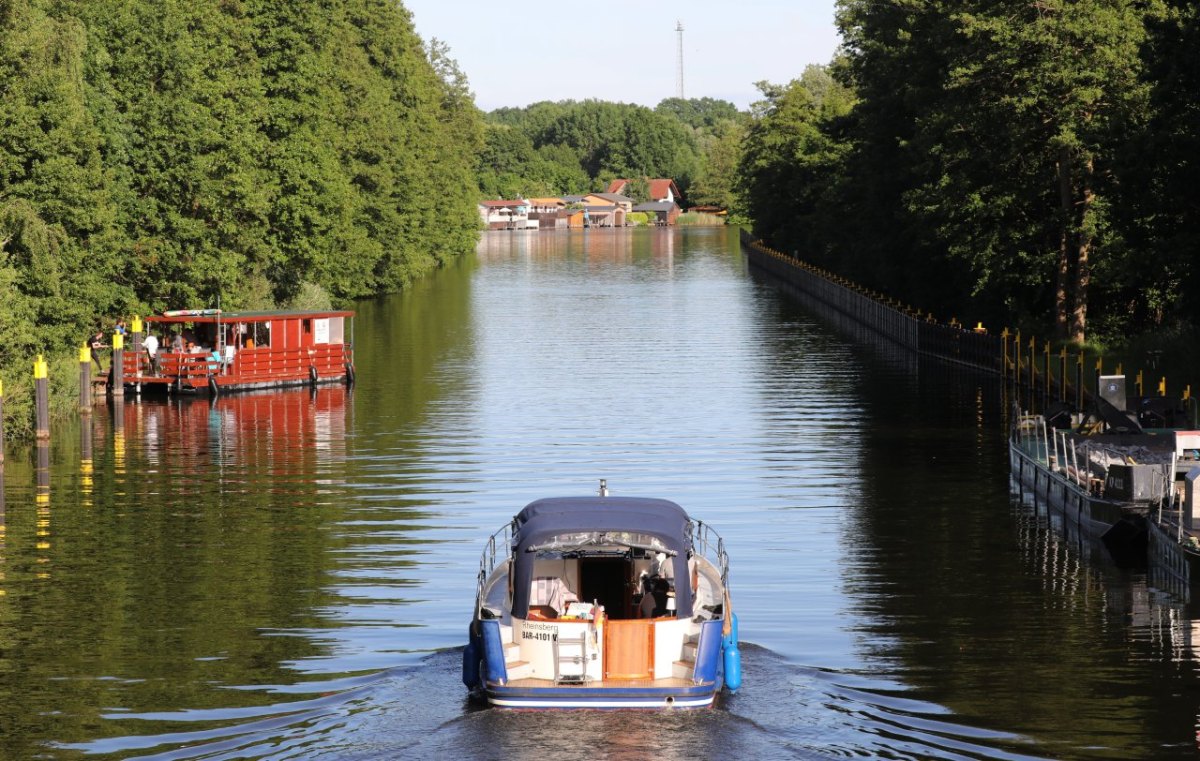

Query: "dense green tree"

xmin=481 ymin=100 xmax=702 ymax=198
xmin=655 ymin=97 xmax=742 ymax=130
xmin=690 ymin=113 xmax=746 ymax=212
xmin=738 ymin=68 xmax=854 ymax=264
xmin=740 ymin=1 xmax=1169 ymax=340
xmin=914 ymin=1 xmax=1150 ymax=342
xmin=0 ymin=0 xmax=484 ymax=424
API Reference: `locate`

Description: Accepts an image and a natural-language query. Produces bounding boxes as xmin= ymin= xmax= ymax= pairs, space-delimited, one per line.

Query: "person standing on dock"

xmin=143 ymin=331 xmax=159 ymax=374
xmin=89 ymin=330 xmax=107 ymax=373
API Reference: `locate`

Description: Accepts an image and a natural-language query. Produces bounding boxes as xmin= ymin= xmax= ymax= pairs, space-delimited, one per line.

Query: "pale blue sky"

xmin=403 ymin=0 xmax=842 ymax=112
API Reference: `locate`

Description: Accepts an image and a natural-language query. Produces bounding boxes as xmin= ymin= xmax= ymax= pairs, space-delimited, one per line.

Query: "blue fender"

xmin=480 ymin=620 xmax=508 ymax=685
xmin=722 ymin=613 xmax=742 ymax=693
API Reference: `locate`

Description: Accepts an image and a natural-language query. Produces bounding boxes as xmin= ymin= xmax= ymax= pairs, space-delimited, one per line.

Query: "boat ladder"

xmin=552 ymin=631 xmax=595 ymax=685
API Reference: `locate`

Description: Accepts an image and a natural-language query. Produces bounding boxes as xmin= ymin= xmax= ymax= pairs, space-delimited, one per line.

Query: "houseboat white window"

xmin=314 ymin=317 xmax=329 ymax=344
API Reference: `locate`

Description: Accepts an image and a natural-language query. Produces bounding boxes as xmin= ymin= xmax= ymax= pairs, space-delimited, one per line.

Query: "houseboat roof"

xmin=145 ymin=309 xmax=354 ymax=324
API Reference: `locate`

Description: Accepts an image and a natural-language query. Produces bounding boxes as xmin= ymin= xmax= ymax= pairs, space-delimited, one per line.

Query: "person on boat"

xmin=89 ymin=330 xmax=107 ymax=373
xmin=639 ymin=578 xmax=671 ymax=618
xmin=143 ymin=331 xmax=159 ymax=374
xmin=114 ymin=320 xmax=127 ymax=336
xmin=171 ymin=332 xmax=184 ymax=354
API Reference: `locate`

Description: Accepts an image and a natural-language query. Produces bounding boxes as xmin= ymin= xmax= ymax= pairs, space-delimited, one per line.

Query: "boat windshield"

xmin=526 ymin=531 xmax=675 ymax=556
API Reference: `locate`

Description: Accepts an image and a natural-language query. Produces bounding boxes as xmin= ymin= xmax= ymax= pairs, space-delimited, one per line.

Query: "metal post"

xmin=1071 ymin=438 xmax=1081 ymax=487
xmin=1042 ymin=418 xmax=1051 ymax=467
xmin=1084 ymin=443 xmax=1091 ymax=492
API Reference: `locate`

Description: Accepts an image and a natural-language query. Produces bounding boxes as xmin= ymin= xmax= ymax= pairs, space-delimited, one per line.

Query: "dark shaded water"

xmin=2 ymin=228 xmax=1199 ymax=759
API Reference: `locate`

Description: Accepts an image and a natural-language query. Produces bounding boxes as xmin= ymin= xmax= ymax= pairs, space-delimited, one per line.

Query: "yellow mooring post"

xmin=1044 ymin=341 xmax=1051 ymax=402
xmin=1136 ymin=369 xmax=1143 ymax=397
xmin=111 ymin=331 xmax=124 ymax=396
xmin=79 ymin=343 xmax=92 ymax=413
xmin=130 ymin=316 xmax=143 ymax=375
xmin=1013 ymin=331 xmax=1021 ymax=386
xmin=1159 ymin=377 xmax=1167 ymax=397
xmin=34 ymin=355 xmax=49 ymax=440
xmin=1028 ymin=336 xmax=1036 ymax=393
xmin=1059 ymin=347 xmax=1068 ymax=402
xmin=1076 ymin=351 xmax=1084 ymax=411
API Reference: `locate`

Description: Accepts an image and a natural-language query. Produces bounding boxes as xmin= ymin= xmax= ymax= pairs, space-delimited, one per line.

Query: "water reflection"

xmin=6 ymin=229 xmax=1200 ymax=758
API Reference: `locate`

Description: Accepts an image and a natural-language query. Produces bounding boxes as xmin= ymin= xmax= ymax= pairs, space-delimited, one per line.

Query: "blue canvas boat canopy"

xmin=510 ymin=496 xmax=695 ymax=618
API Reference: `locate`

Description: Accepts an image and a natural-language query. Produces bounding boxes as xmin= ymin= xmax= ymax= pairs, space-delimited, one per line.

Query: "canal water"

xmin=1 ymin=227 xmax=1198 ymax=759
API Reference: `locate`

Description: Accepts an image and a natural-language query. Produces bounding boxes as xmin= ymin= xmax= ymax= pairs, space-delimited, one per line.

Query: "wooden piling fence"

xmin=740 ymin=230 xmax=1195 ymax=423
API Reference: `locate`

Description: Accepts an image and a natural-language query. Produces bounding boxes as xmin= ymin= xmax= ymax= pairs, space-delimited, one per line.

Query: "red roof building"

xmin=605 ymin=179 xmax=682 ymax=204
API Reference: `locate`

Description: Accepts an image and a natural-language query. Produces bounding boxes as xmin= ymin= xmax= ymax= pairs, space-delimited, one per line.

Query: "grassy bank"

xmin=1 ymin=350 xmax=91 ymax=442
xmin=677 ymin=212 xmax=727 ymax=226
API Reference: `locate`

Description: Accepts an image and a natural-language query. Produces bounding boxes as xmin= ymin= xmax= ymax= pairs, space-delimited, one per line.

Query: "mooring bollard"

xmin=111 ymin=331 xmax=124 ymax=396
xmin=79 ymin=343 xmax=91 ymax=413
xmin=34 ymin=355 xmax=49 ymax=441
xmin=130 ymin=316 xmax=143 ymax=376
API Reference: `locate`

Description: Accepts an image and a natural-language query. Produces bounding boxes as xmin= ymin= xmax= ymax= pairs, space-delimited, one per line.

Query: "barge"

xmin=117 ymin=309 xmax=354 ymax=396
xmin=463 ymin=482 xmax=741 ymax=709
xmin=1010 ymin=407 xmax=1200 ymax=593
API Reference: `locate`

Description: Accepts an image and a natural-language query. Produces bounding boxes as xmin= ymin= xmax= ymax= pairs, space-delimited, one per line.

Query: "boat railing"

xmin=475 ymin=519 xmax=516 ymax=618
xmin=690 ymin=520 xmax=730 ymax=589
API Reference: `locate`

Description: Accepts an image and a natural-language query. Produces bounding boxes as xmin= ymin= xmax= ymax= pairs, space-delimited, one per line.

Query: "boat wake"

xmin=52 ymin=646 xmax=1043 ymax=760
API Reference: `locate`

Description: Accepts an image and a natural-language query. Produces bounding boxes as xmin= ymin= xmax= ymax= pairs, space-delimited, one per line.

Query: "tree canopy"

xmin=1 ymin=0 xmax=482 ymax=381
xmin=477 ymin=98 xmax=746 ymax=203
xmin=737 ymin=0 xmax=1197 ymax=344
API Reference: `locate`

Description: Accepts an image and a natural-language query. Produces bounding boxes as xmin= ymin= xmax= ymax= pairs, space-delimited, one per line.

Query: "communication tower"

xmin=675 ymin=21 xmax=685 ymax=100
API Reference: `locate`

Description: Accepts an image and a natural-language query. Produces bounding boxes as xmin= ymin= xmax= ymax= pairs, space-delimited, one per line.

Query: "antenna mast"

xmin=675 ymin=20 xmax=685 ymax=100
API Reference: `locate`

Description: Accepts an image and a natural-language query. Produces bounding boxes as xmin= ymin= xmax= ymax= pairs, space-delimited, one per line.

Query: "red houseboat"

xmin=118 ymin=309 xmax=355 ymax=396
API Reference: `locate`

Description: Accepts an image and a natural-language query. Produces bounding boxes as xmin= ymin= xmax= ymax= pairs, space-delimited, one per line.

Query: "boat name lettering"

xmin=522 ymin=623 xmax=558 ymax=642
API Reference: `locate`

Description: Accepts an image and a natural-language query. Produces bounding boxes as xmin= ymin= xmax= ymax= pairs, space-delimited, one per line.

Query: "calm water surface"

xmin=2 ymin=228 xmax=1199 ymax=759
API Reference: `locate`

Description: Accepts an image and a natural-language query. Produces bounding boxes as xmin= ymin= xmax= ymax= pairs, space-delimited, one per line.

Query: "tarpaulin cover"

xmin=510 ymin=497 xmax=695 ymax=618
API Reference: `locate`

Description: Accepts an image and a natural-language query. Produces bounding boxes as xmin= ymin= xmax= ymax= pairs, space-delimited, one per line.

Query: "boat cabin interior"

xmin=478 ymin=533 xmax=726 ymax=686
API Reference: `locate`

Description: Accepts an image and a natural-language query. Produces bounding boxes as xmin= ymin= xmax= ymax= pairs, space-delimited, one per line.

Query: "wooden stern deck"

xmin=503 ymin=677 xmax=695 ymax=689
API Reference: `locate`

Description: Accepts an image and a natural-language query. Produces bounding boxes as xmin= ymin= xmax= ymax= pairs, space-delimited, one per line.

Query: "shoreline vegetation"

xmin=7 ymin=1 xmax=1198 ymax=439
xmin=737 ymin=3 xmax=1200 ymax=378
xmin=1 ymin=0 xmax=483 ymax=440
